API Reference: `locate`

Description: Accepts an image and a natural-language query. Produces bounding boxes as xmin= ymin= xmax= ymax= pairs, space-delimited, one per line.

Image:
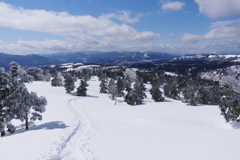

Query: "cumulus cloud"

xmin=102 ymin=10 xmax=140 ymax=24
xmin=161 ymin=1 xmax=185 ymax=11
xmin=0 ymin=2 xmax=159 ymax=42
xmin=194 ymin=0 xmax=240 ymax=18
xmin=180 ymin=19 xmax=240 ymax=43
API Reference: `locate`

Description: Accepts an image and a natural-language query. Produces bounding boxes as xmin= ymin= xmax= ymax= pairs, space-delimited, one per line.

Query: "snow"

xmin=50 ymin=65 xmax=56 ymax=68
xmin=165 ymin=71 xmax=178 ymax=76
xmin=73 ymin=65 xmax=100 ymax=71
xmin=1 ymin=76 xmax=240 ymax=160
xmin=60 ymin=65 xmax=73 ymax=68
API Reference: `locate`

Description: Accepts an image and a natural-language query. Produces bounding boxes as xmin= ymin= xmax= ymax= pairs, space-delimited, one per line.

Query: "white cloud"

xmin=161 ymin=1 xmax=185 ymax=11
xmin=194 ymin=0 xmax=240 ymax=18
xmin=179 ymin=33 xmax=203 ymax=43
xmin=103 ymin=10 xmax=140 ymax=24
xmin=180 ymin=19 xmax=240 ymax=43
xmin=1 ymin=37 xmax=240 ymax=55
xmin=0 ymin=2 xmax=159 ymax=42
xmin=209 ymin=20 xmax=236 ymax=28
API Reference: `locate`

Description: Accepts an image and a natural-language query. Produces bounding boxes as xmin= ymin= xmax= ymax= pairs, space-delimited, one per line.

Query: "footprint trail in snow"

xmin=41 ymin=98 xmax=97 ymax=160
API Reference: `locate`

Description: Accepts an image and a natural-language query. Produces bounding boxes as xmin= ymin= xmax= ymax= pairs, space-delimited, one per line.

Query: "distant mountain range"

xmin=0 ymin=51 xmax=174 ymax=69
xmin=0 ymin=53 xmax=61 ymax=69
xmin=2 ymin=51 xmax=240 ymax=92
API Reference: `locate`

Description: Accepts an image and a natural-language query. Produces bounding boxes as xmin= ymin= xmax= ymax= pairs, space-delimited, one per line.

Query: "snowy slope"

xmin=201 ymin=65 xmax=240 ymax=91
xmin=1 ymin=77 xmax=240 ymax=160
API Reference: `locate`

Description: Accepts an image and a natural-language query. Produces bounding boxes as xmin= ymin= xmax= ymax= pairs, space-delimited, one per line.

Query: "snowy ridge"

xmin=172 ymin=54 xmax=240 ymax=62
xmin=201 ymin=65 xmax=240 ymax=91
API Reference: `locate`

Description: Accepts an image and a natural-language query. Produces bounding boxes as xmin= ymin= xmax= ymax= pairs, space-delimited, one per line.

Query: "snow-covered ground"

xmin=1 ymin=76 xmax=240 ymax=160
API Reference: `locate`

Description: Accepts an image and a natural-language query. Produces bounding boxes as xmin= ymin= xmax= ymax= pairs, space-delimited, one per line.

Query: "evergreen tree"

xmin=0 ymin=62 xmax=47 ymax=135
xmin=64 ymin=73 xmax=75 ymax=93
xmin=181 ymin=79 xmax=198 ymax=106
xmin=150 ymin=74 xmax=164 ymax=102
xmin=163 ymin=76 xmax=180 ymax=100
xmin=43 ymin=70 xmax=51 ymax=81
xmin=116 ymin=77 xmax=125 ymax=97
xmin=31 ymin=69 xmax=45 ymax=81
xmin=108 ymin=79 xmax=117 ymax=102
xmin=77 ymin=80 xmax=87 ymax=96
xmin=99 ymin=78 xmax=108 ymax=93
xmin=97 ymin=68 xmax=107 ymax=81
xmin=51 ymin=70 xmax=63 ymax=87
xmin=133 ymin=76 xmax=146 ymax=105
xmin=124 ymin=88 xmax=137 ymax=105
xmin=123 ymin=75 xmax=132 ymax=92
xmin=82 ymin=68 xmax=91 ymax=81
xmin=0 ymin=68 xmax=10 ymax=136
xmin=219 ymin=89 xmax=240 ymax=122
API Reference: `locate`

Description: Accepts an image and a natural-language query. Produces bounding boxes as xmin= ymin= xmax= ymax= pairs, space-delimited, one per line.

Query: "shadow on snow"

xmin=3 ymin=121 xmax=69 ymax=137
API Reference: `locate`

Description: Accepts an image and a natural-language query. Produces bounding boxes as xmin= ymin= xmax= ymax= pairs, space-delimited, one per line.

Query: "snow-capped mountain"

xmin=172 ymin=54 xmax=240 ymax=62
xmin=0 ymin=51 xmax=174 ymax=69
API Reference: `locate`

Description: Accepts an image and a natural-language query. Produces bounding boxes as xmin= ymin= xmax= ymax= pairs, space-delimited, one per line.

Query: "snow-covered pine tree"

xmin=163 ymin=75 xmax=180 ymax=100
xmin=124 ymin=88 xmax=135 ymax=105
xmin=51 ymin=70 xmax=63 ymax=87
xmin=99 ymin=78 xmax=108 ymax=93
xmin=19 ymin=68 xmax=34 ymax=83
xmin=0 ymin=68 xmax=10 ymax=136
xmin=181 ymin=79 xmax=198 ymax=106
xmin=31 ymin=69 xmax=45 ymax=81
xmin=116 ymin=77 xmax=125 ymax=97
xmin=28 ymin=92 xmax=47 ymax=124
xmin=64 ymin=73 xmax=75 ymax=93
xmin=219 ymin=89 xmax=240 ymax=122
xmin=82 ymin=68 xmax=91 ymax=81
xmin=123 ymin=74 xmax=132 ymax=92
xmin=43 ymin=70 xmax=51 ymax=81
xmin=97 ymin=68 xmax=106 ymax=81
xmin=133 ymin=76 xmax=146 ymax=105
xmin=108 ymin=79 xmax=117 ymax=102
xmin=150 ymin=73 xmax=164 ymax=102
xmin=77 ymin=80 xmax=87 ymax=96
xmin=5 ymin=62 xmax=47 ymax=132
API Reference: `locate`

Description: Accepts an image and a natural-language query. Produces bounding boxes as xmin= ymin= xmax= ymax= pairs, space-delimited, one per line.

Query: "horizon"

xmin=0 ymin=0 xmax=240 ymax=55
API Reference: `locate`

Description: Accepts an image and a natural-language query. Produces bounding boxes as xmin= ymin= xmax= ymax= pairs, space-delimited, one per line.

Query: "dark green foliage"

xmin=124 ymin=89 xmax=137 ymax=105
xmin=51 ymin=70 xmax=63 ymax=87
xmin=99 ymin=78 xmax=108 ymax=93
xmin=0 ymin=68 xmax=9 ymax=135
xmin=150 ymin=73 xmax=164 ymax=102
xmin=77 ymin=80 xmax=87 ymax=96
xmin=164 ymin=76 xmax=180 ymax=100
xmin=116 ymin=77 xmax=125 ymax=97
xmin=123 ymin=75 xmax=132 ymax=92
xmin=108 ymin=79 xmax=117 ymax=101
xmin=82 ymin=68 xmax=91 ymax=81
xmin=219 ymin=89 xmax=240 ymax=122
xmin=64 ymin=73 xmax=75 ymax=93
xmin=133 ymin=76 xmax=146 ymax=105
xmin=181 ymin=78 xmax=200 ymax=106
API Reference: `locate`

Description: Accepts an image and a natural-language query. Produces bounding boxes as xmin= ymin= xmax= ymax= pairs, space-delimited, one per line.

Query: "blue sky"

xmin=0 ymin=0 xmax=240 ymax=55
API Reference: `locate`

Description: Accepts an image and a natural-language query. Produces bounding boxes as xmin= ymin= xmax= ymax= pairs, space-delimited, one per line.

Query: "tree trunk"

xmin=1 ymin=131 xmax=5 ymax=137
xmin=25 ymin=112 xmax=28 ymax=130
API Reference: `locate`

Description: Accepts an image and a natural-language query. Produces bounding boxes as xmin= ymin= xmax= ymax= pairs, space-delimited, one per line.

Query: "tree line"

xmin=41 ymin=66 xmax=240 ymax=123
xmin=2 ymin=63 xmax=238 ymax=137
